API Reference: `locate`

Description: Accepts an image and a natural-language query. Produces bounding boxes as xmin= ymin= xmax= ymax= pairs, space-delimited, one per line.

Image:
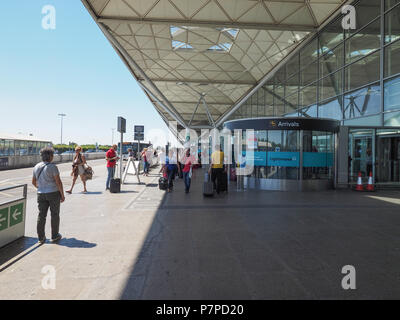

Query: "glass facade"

xmin=228 ymin=0 xmax=400 ymax=127
xmin=0 ymin=139 xmax=51 ymax=156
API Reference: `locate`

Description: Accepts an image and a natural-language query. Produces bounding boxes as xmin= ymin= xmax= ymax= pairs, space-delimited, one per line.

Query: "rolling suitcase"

xmin=159 ymin=177 xmax=168 ymax=190
xmin=203 ymin=172 xmax=214 ymax=197
xmin=110 ymin=178 xmax=121 ymax=193
xmin=203 ymin=181 xmax=214 ymax=196
xmin=219 ymin=171 xmax=228 ymax=192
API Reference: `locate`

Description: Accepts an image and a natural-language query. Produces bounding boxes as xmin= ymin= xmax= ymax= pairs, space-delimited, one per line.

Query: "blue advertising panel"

xmin=303 ymin=152 xmax=334 ymax=167
xmin=267 ymin=152 xmax=299 ymax=167
xmin=241 ymin=151 xmax=267 ymax=166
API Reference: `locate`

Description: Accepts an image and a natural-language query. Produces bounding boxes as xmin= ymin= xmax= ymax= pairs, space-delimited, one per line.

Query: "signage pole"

xmin=120 ymin=131 xmax=123 ymax=182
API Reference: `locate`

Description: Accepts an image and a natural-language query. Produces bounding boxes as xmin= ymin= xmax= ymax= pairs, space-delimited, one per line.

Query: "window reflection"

xmin=344 ymin=50 xmax=380 ymax=91
xmin=384 ymin=75 xmax=400 ymax=111
xmin=384 ymin=39 xmax=400 ymax=77
xmin=319 ymin=17 xmax=344 ymax=53
xmin=385 ymin=5 xmax=400 ymax=43
xmin=318 ymin=96 xmax=343 ymax=120
xmin=384 ymin=110 xmax=400 ymax=126
xmin=266 ymin=130 xmax=300 ymax=180
xmin=299 ymin=85 xmax=317 ymax=108
xmin=345 ymin=0 xmax=381 ymax=37
xmin=299 ymin=104 xmax=317 ymax=118
xmin=300 ymin=60 xmax=318 ymax=86
xmin=385 ymin=0 xmax=400 ymax=11
xmin=303 ymin=131 xmax=334 ymax=180
xmin=345 ymin=20 xmax=380 ymax=64
xmin=344 ymin=83 xmax=381 ymax=119
xmin=319 ymin=70 xmax=342 ymax=101
xmin=320 ymin=44 xmax=343 ymax=78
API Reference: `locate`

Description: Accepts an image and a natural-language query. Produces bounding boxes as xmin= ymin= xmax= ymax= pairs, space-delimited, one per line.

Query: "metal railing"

xmin=0 ymin=184 xmax=28 ymax=248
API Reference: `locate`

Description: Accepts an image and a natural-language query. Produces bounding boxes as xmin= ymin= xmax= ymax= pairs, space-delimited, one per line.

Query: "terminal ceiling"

xmin=82 ymin=0 xmax=346 ymax=130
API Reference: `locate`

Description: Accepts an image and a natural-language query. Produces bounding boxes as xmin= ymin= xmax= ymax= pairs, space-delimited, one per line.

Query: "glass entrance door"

xmin=376 ymin=129 xmax=400 ymax=184
xmin=348 ymin=129 xmax=374 ymax=182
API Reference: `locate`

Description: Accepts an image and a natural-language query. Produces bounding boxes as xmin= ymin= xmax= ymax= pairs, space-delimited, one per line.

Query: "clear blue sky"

xmin=0 ymin=0 xmax=169 ymax=146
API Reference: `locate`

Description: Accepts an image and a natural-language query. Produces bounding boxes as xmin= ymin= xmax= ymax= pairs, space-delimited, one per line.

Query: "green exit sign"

xmin=0 ymin=208 xmax=9 ymax=231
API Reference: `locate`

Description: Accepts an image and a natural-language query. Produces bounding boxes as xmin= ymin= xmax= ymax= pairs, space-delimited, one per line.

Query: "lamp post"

xmin=111 ymin=128 xmax=115 ymax=145
xmin=58 ymin=113 xmax=66 ymax=145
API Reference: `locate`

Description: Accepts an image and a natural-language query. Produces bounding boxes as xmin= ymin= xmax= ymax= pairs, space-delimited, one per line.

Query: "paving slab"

xmin=1 ymin=164 xmax=400 ymax=299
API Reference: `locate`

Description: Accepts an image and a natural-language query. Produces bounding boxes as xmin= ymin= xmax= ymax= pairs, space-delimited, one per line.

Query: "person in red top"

xmin=106 ymin=144 xmax=119 ymax=191
xmin=182 ymin=148 xmax=196 ymax=194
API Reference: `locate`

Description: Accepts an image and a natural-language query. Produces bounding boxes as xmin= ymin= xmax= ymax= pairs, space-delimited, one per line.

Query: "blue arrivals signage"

xmin=241 ymin=151 xmax=267 ymax=166
xmin=303 ymin=152 xmax=334 ymax=167
xmin=267 ymin=152 xmax=299 ymax=167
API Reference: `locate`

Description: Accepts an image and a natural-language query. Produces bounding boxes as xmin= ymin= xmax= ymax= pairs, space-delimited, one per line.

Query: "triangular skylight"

xmin=208 ymin=43 xmax=232 ymax=52
xmin=172 ymin=40 xmax=194 ymax=50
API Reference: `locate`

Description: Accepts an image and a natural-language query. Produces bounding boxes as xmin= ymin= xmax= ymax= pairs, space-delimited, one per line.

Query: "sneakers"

xmin=38 ymin=237 xmax=46 ymax=244
xmin=51 ymin=233 xmax=62 ymax=243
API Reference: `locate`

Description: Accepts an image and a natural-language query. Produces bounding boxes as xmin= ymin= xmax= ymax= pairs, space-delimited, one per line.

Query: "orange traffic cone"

xmin=355 ymin=172 xmax=364 ymax=191
xmin=366 ymin=171 xmax=374 ymax=191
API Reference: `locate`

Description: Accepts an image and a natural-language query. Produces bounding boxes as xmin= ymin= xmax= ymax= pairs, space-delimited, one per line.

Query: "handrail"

xmin=0 ymin=184 xmax=27 ymax=201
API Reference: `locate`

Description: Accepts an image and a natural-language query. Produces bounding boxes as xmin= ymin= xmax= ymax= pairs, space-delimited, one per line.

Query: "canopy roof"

xmin=82 ymin=0 xmax=346 ymax=129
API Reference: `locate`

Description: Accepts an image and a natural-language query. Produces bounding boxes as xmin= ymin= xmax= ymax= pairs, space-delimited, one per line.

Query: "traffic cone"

xmin=366 ymin=171 xmax=374 ymax=191
xmin=355 ymin=172 xmax=364 ymax=191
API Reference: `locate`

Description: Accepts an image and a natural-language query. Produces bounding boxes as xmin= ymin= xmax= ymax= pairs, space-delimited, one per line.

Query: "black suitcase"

xmin=203 ymin=181 xmax=214 ymax=196
xmin=219 ymin=171 xmax=228 ymax=192
xmin=110 ymin=178 xmax=121 ymax=193
xmin=159 ymin=177 xmax=168 ymax=190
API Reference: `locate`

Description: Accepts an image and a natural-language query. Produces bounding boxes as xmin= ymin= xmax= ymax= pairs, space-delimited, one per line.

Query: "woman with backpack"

xmin=66 ymin=146 xmax=88 ymax=194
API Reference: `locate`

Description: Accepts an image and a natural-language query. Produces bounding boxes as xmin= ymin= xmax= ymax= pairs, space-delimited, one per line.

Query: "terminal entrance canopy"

xmin=82 ymin=0 xmax=345 ymax=130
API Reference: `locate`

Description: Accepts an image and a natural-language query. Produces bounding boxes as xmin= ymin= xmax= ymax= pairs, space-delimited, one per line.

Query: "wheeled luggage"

xmin=203 ymin=172 xmax=214 ymax=196
xmin=110 ymin=178 xmax=121 ymax=193
xmin=203 ymin=181 xmax=214 ymax=196
xmin=159 ymin=177 xmax=168 ymax=190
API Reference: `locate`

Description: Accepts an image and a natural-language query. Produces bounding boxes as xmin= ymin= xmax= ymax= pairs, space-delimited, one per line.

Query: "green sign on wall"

xmin=0 ymin=208 xmax=9 ymax=231
xmin=10 ymin=203 xmax=24 ymax=227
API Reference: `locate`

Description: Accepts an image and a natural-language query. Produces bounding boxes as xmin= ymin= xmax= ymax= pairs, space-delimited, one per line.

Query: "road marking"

xmin=0 ymin=192 xmax=14 ymax=198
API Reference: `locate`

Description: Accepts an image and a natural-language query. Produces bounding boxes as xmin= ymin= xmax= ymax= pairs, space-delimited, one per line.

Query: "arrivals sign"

xmin=0 ymin=199 xmax=26 ymax=248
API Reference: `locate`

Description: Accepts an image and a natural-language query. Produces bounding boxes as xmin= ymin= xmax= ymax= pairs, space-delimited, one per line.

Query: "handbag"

xmin=83 ymin=165 xmax=94 ymax=180
xmin=189 ymin=167 xmax=192 ymax=179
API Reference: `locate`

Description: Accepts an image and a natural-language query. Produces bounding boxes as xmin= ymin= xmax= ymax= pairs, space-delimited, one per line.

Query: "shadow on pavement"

xmin=0 ymin=237 xmax=41 ymax=272
xmin=55 ymin=237 xmax=97 ymax=249
xmin=119 ymin=167 xmax=400 ymax=299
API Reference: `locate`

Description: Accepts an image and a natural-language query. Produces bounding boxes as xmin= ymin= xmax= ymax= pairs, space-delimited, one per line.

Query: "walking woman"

xmin=182 ymin=148 xmax=195 ymax=193
xmin=66 ymin=146 xmax=88 ymax=194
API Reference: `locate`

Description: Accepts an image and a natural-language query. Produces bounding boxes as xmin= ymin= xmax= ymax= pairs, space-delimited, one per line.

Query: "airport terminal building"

xmin=83 ymin=0 xmax=400 ymax=189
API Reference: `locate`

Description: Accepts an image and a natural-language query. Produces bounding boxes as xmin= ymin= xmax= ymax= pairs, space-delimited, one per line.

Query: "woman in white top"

xmin=66 ymin=146 xmax=87 ymax=194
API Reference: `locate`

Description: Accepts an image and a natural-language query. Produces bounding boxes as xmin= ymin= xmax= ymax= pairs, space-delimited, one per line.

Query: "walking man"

xmin=208 ymin=144 xmax=225 ymax=194
xmin=32 ymin=147 xmax=65 ymax=244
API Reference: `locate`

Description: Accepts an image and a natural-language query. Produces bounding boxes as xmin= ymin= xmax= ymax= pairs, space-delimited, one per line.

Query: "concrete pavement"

xmin=1 ymin=163 xmax=400 ymax=299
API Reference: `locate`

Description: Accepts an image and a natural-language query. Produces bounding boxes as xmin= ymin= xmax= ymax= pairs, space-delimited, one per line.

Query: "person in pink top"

xmin=182 ymin=148 xmax=196 ymax=194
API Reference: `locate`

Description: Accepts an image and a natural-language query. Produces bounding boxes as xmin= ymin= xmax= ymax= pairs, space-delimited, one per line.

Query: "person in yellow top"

xmin=208 ymin=144 xmax=226 ymax=194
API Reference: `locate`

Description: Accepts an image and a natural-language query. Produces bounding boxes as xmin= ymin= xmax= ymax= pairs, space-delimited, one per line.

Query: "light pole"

xmin=111 ymin=128 xmax=115 ymax=145
xmin=58 ymin=113 xmax=66 ymax=145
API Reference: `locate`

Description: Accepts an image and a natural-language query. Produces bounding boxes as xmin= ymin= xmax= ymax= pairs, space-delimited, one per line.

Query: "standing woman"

xmin=66 ymin=146 xmax=88 ymax=194
xmin=141 ymin=148 xmax=149 ymax=176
